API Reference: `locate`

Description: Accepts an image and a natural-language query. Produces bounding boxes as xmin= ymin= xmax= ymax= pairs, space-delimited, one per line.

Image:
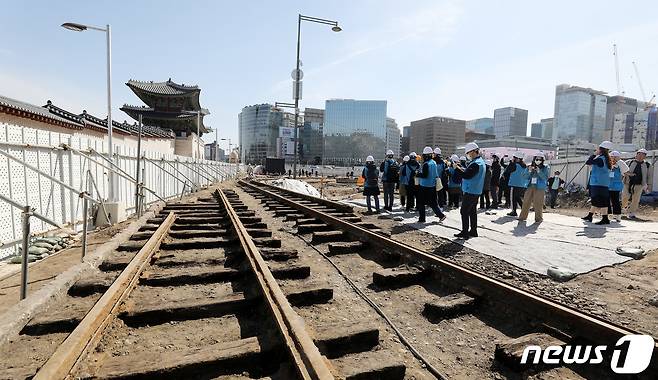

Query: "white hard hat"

xmin=450 ymin=154 xmax=459 ymax=162
xmin=403 ymin=155 xmax=410 ymax=162
xmin=409 ymin=151 xmax=417 ymax=157
xmin=422 ymin=146 xmax=433 ymax=154
xmin=366 ymin=155 xmax=374 ymax=162
xmin=459 ymin=156 xmax=467 ymax=161
xmin=464 ymin=142 xmax=479 ymax=154
xmin=512 ymin=151 xmax=524 ymax=159
xmin=433 ymin=147 xmax=442 ymax=154
xmin=386 ymin=149 xmax=394 ymax=156
xmin=534 ymin=152 xmax=545 ymax=159
xmin=637 ymin=148 xmax=648 ymax=154
xmin=599 ymin=140 xmax=613 ymax=150
xmin=610 ymin=150 xmax=621 ymax=157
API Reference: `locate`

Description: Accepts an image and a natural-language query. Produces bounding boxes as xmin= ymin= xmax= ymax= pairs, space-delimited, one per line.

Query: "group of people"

xmin=361 ymin=142 xmax=652 ymax=239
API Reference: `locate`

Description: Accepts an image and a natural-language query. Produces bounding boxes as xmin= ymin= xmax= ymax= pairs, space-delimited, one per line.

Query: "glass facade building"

xmin=300 ymin=107 xmax=324 ymax=164
xmin=238 ymin=104 xmax=283 ymax=164
xmin=493 ymin=107 xmax=528 ymax=138
xmin=465 ymin=118 xmax=494 ymax=135
xmin=552 ymin=84 xmax=607 ymax=144
xmin=323 ymin=99 xmax=387 ymax=165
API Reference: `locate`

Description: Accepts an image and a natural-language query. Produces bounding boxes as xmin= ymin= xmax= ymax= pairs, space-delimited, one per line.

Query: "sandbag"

xmin=615 ymin=246 xmax=646 ymax=259
xmin=547 ymin=266 xmax=576 ymax=282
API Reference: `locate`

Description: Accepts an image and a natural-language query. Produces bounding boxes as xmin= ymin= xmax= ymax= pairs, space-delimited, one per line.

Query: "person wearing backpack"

xmin=622 ymin=148 xmax=651 ymax=220
xmin=361 ymin=155 xmax=380 ymax=214
xmin=380 ymin=150 xmax=399 ymax=211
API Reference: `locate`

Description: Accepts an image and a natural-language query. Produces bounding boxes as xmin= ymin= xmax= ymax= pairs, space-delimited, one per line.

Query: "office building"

xmin=493 ymin=107 xmax=528 ymax=138
xmin=238 ymin=104 xmax=283 ymax=164
xmin=204 ymin=141 xmax=226 ymax=161
xmin=530 ymin=123 xmax=543 ymax=138
xmin=409 ymin=116 xmax=465 ymax=157
xmin=300 ymin=107 xmax=324 ymax=164
xmin=612 ymin=107 xmax=658 ymax=150
xmin=539 ymin=118 xmax=554 ymax=140
xmin=323 ymin=99 xmax=387 ymax=166
xmin=605 ymin=96 xmax=638 ymax=140
xmin=386 ymin=117 xmax=401 ymax=156
xmin=552 ymin=84 xmax=607 ymax=144
xmin=400 ymin=126 xmax=410 ymax=156
xmin=465 ymin=117 xmax=494 ymax=135
xmin=465 ymin=129 xmax=496 ymax=142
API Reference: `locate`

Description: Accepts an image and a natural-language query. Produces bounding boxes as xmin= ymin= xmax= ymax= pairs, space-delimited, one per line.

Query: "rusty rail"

xmin=241 ymin=179 xmax=658 ymax=363
xmin=33 ymin=212 xmax=176 ymax=380
xmin=215 ymin=189 xmax=334 ymax=380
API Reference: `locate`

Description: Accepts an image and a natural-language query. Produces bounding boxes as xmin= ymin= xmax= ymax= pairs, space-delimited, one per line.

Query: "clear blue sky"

xmin=2 ymin=0 xmax=657 ymax=149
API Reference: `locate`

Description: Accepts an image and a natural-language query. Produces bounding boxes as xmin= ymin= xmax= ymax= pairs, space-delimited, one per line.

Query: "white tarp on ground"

xmin=270 ymin=179 xmax=322 ymax=197
xmin=342 ymin=198 xmax=658 ymax=275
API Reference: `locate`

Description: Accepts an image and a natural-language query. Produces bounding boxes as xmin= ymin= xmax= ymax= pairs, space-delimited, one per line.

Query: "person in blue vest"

xmin=361 ymin=155 xmax=381 ymax=214
xmin=607 ymin=150 xmax=629 ymax=222
xmin=380 ymin=149 xmax=399 ymax=211
xmin=433 ymin=147 xmax=448 ymax=208
xmin=582 ymin=141 xmax=614 ymax=225
xmin=518 ymin=152 xmax=550 ymax=223
xmin=405 ymin=152 xmax=420 ymax=212
xmin=398 ymin=155 xmax=411 ymax=208
xmin=454 ymin=142 xmax=486 ymax=239
xmin=415 ymin=147 xmax=447 ymax=223
xmin=504 ymin=152 xmax=528 ymax=217
xmin=447 ymin=154 xmax=462 ymax=209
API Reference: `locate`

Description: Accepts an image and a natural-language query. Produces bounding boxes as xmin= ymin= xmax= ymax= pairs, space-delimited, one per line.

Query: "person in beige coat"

xmin=622 ymin=148 xmax=651 ymax=219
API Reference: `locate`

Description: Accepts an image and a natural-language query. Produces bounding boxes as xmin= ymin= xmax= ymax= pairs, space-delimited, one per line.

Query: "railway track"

xmin=236 ymin=178 xmax=658 ymax=379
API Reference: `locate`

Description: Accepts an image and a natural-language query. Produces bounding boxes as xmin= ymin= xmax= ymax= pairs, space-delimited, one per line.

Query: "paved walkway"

xmin=343 ymin=198 xmax=658 ymax=275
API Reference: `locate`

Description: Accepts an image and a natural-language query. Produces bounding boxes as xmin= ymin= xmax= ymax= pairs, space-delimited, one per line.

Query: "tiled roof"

xmin=0 ymin=95 xmax=82 ymax=127
xmin=126 ymin=79 xmax=199 ymax=96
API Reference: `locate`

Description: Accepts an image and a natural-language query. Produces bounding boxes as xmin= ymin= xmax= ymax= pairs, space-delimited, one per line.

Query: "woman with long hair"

xmin=582 ymin=141 xmax=614 ymax=225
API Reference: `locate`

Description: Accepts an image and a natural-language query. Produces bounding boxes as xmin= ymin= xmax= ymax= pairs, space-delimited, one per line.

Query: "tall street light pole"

xmin=62 ymin=22 xmax=116 ymax=200
xmin=292 ymin=14 xmax=341 ymax=179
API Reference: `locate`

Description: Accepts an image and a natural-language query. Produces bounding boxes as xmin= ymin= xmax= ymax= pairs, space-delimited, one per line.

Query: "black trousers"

xmin=437 ymin=188 xmax=447 ymax=207
xmin=479 ymin=190 xmax=490 ymax=208
xmin=608 ymin=190 xmax=621 ymax=215
xmin=448 ymin=189 xmax=461 ymax=208
xmin=490 ymin=186 xmax=499 ymax=207
xmin=418 ymin=186 xmax=445 ymax=222
xmin=406 ymin=185 xmax=417 ymax=211
xmin=460 ymin=193 xmax=479 ymax=233
xmin=511 ymin=186 xmax=525 ymax=212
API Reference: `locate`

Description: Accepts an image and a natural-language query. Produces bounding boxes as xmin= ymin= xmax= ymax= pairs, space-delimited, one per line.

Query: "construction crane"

xmin=613 ymin=44 xmax=624 ymax=96
xmin=632 ymin=61 xmax=647 ymax=102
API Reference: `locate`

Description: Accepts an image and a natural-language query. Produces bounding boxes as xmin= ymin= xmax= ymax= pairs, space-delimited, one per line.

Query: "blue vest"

xmin=609 ymin=165 xmax=623 ymax=191
xmin=462 ymin=157 xmax=486 ymax=195
xmin=362 ymin=166 xmax=379 ymax=187
xmin=589 ymin=156 xmax=610 ymax=187
xmin=448 ymin=167 xmax=461 ymax=188
xmin=383 ymin=159 xmax=395 ymax=181
xmin=436 ymin=161 xmax=446 ymax=180
xmin=419 ymin=160 xmax=437 ymax=188
xmin=509 ymin=162 xmax=528 ymax=188
xmin=525 ymin=165 xmax=550 ymax=190
xmin=399 ymin=163 xmax=409 ymax=185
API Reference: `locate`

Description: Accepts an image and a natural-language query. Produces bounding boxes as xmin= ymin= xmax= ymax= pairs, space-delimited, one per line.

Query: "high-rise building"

xmin=400 ymin=126 xmax=410 ymax=156
xmin=386 ymin=117 xmax=401 ymax=156
xmin=530 ymin=123 xmax=543 ymax=138
xmin=238 ymin=104 xmax=283 ymax=164
xmin=465 ymin=117 xmax=494 ymax=135
xmin=204 ymin=141 xmax=226 ymax=161
xmin=493 ymin=107 xmax=528 ymax=138
xmin=323 ymin=99 xmax=387 ymax=165
xmin=409 ymin=116 xmax=465 ymax=156
xmin=300 ymin=108 xmax=324 ymax=164
xmin=605 ymin=96 xmax=638 ymax=140
xmin=540 ymin=118 xmax=554 ymax=140
xmin=552 ymin=84 xmax=607 ymax=144
xmin=612 ymin=107 xmax=658 ymax=150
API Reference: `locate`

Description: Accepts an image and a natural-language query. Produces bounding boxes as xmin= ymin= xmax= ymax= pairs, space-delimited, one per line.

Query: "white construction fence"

xmin=0 ymin=123 xmax=240 ymax=260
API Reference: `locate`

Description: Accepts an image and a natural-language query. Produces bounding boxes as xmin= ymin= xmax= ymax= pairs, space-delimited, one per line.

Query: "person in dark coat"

xmin=490 ymin=154 xmax=502 ymax=209
xmin=433 ymin=147 xmax=448 ymax=208
xmin=361 ymin=155 xmax=380 ymax=214
xmin=479 ymin=159 xmax=492 ymax=209
xmin=504 ymin=152 xmax=527 ymax=216
xmin=405 ymin=152 xmax=420 ymax=212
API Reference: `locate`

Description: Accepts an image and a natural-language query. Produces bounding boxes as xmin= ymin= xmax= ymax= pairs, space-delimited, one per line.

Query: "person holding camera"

xmin=518 ymin=152 xmax=550 ymax=223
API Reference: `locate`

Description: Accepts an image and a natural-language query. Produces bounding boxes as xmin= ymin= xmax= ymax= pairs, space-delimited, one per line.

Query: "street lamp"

xmin=62 ymin=22 xmax=116 ymax=200
xmin=292 ymin=14 xmax=341 ymax=178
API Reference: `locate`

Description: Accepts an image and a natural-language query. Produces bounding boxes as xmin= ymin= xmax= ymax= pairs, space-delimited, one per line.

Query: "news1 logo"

xmin=520 ymin=334 xmax=655 ymax=374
